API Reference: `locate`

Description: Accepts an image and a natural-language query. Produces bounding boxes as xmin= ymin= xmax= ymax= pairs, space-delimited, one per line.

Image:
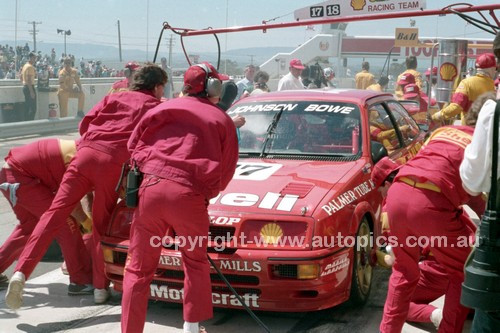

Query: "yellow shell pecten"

xmin=260 ymin=223 xmax=284 ymax=245
xmin=351 ymin=0 xmax=366 ymax=11
xmin=440 ymin=62 xmax=458 ymax=82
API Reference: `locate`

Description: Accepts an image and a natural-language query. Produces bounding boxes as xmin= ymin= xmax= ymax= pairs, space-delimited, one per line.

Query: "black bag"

xmin=125 ymin=164 xmax=143 ymax=208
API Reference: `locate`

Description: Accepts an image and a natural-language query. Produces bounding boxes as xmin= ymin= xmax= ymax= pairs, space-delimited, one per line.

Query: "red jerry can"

xmin=48 ymin=103 xmax=59 ymax=119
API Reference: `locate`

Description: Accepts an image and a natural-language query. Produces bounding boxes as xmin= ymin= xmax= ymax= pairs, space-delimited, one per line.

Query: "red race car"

xmin=101 ymin=89 xmax=426 ymax=311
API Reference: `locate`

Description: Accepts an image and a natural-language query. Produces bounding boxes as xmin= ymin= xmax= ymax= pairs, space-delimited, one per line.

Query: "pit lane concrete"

xmin=1 ymin=267 xmax=450 ymax=333
xmin=0 ymin=132 xmax=472 ymax=333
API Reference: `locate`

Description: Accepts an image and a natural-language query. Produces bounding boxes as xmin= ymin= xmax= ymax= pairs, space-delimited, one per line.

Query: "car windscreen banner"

xmin=228 ymin=101 xmax=361 ymax=156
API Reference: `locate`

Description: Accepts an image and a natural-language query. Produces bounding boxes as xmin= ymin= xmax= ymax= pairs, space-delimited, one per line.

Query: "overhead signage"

xmin=294 ymin=0 xmax=427 ymax=21
xmin=394 ymin=28 xmax=418 ymax=47
xmin=394 ymin=28 xmax=419 ymax=47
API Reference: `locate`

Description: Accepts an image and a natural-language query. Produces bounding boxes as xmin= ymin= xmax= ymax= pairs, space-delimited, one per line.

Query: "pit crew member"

xmin=5 ymin=64 xmax=167 ymax=309
xmin=432 ymin=53 xmax=496 ymax=124
xmin=121 ymin=62 xmax=238 ymax=333
xmin=108 ymin=61 xmax=140 ymax=94
xmin=0 ymin=139 xmax=92 ymax=293
xmin=379 ymin=104 xmax=485 ymax=333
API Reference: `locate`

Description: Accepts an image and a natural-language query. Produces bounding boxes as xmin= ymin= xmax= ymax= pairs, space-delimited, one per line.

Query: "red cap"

xmin=403 ymin=83 xmax=420 ymax=99
xmin=425 ymin=66 xmax=438 ymax=77
xmin=475 ymin=53 xmax=496 ymax=69
xmin=371 ymin=157 xmax=400 ymax=187
xmin=125 ymin=62 xmax=140 ymax=71
xmin=289 ymin=58 xmax=305 ymax=70
xmin=397 ymin=73 xmax=415 ymax=85
xmin=183 ymin=62 xmax=229 ymax=95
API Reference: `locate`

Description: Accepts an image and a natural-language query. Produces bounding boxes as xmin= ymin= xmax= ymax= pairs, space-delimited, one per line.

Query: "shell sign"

xmin=319 ymin=41 xmax=330 ymax=51
xmin=439 ymin=62 xmax=458 ymax=82
xmin=351 ymin=0 xmax=366 ymax=10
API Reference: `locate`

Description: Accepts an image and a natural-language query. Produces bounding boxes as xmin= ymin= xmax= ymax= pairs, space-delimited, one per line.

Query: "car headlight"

xmin=271 ymin=263 xmax=319 ymax=279
xmin=102 ymin=248 xmax=114 ymax=264
xmin=297 ymin=264 xmax=320 ymax=279
xmin=241 ymin=220 xmax=309 ymax=249
xmin=260 ymin=223 xmax=283 ymax=245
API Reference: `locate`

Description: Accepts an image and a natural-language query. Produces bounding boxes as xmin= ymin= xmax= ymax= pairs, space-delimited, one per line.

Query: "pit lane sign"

xmin=394 ymin=28 xmax=419 ymax=47
xmin=294 ymin=0 xmax=427 ymax=21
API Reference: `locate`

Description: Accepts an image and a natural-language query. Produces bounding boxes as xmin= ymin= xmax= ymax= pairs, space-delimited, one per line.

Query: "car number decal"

xmin=233 ymin=162 xmax=282 ymax=181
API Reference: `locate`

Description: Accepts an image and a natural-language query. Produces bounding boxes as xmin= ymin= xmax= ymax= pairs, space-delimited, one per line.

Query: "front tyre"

xmin=348 ymin=217 xmax=373 ymax=305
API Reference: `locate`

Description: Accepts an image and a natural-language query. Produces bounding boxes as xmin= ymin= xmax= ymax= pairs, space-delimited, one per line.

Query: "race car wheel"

xmin=348 ymin=217 xmax=373 ymax=306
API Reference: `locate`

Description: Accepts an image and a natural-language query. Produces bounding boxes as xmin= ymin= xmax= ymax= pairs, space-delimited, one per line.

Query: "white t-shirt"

xmin=460 ymin=99 xmax=500 ymax=195
xmin=277 ymin=72 xmax=304 ymax=91
xmin=236 ymin=78 xmax=251 ymax=100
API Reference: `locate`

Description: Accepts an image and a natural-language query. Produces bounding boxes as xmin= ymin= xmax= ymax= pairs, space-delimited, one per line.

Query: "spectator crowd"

xmin=0 ymin=43 xmax=126 ymax=80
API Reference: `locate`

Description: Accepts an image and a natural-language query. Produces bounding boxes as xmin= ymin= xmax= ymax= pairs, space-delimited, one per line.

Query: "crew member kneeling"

xmin=380 ymin=105 xmax=485 ymax=332
xmin=121 ymin=62 xmax=239 ymax=333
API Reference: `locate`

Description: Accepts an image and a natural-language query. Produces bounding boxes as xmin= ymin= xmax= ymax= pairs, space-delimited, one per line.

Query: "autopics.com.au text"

xmin=149 ymin=232 xmax=475 ymax=252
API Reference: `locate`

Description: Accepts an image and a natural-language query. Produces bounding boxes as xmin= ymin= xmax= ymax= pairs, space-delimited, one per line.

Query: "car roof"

xmin=238 ymin=88 xmax=394 ymax=105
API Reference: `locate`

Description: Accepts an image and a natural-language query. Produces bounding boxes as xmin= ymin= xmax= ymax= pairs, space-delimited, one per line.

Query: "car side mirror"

xmin=371 ymin=141 xmax=388 ymax=163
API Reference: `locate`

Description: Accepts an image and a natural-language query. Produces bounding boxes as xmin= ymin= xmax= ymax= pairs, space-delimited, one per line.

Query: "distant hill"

xmin=1 ymin=40 xmax=293 ymax=72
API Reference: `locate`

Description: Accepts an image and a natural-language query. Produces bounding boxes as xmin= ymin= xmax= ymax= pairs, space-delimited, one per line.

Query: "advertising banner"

xmin=294 ymin=0 xmax=427 ymax=21
xmin=394 ymin=28 xmax=419 ymax=47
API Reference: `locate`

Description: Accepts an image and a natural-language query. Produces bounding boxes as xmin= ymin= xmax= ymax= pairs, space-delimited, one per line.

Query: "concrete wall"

xmin=0 ymin=77 xmax=186 ymax=122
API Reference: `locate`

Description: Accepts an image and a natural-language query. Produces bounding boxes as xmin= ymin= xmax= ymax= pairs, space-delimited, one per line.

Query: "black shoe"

xmin=77 ymin=111 xmax=85 ymax=118
xmin=0 ymin=273 xmax=8 ymax=284
xmin=68 ymin=283 xmax=94 ymax=295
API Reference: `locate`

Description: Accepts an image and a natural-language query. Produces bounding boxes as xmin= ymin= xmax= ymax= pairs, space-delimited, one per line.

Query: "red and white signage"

xmin=294 ymin=0 xmax=427 ymax=21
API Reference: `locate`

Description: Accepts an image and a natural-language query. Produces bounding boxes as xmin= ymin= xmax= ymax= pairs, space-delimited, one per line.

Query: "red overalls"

xmin=14 ymin=90 xmax=161 ymax=289
xmin=380 ymin=126 xmax=482 ymax=333
xmin=407 ymin=213 xmax=477 ymax=324
xmin=121 ymin=96 xmax=239 ymax=333
xmin=407 ymin=259 xmax=448 ymax=323
xmin=0 ymin=139 xmax=91 ymax=284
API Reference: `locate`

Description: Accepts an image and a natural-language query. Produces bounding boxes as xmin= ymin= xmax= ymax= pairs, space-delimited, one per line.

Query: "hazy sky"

xmin=0 ymin=0 xmax=496 ymax=57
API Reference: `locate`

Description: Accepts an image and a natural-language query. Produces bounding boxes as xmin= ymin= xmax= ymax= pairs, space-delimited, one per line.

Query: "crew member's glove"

xmin=431 ymin=111 xmax=442 ymax=122
xmin=384 ymin=245 xmax=395 ymax=267
xmin=80 ymin=216 xmax=93 ymax=234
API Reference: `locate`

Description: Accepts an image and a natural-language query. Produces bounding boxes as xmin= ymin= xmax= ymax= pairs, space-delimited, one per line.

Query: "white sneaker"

xmin=94 ymin=288 xmax=110 ymax=304
xmin=183 ymin=322 xmax=207 ymax=333
xmin=430 ymin=308 xmax=443 ymax=329
xmin=5 ymin=271 xmax=26 ymax=310
xmin=183 ymin=328 xmax=206 ymax=333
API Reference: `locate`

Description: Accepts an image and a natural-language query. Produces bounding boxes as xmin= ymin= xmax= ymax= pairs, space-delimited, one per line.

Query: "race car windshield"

xmin=228 ymin=101 xmax=362 ymax=157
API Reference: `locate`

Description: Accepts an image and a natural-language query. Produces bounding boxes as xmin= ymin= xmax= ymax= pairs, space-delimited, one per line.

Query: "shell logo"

xmin=319 ymin=41 xmax=329 ymax=51
xmin=351 ymin=0 xmax=366 ymax=10
xmin=260 ymin=223 xmax=283 ymax=245
xmin=439 ymin=62 xmax=458 ymax=82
